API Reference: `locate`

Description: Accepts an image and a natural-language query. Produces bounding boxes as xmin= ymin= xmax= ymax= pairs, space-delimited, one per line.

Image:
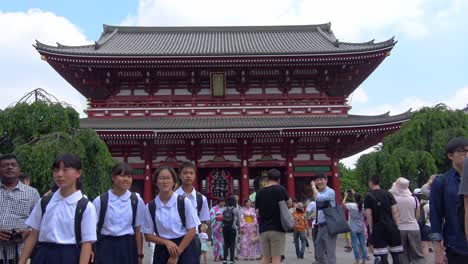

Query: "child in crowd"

xmin=199 ymin=224 xmax=209 ymax=264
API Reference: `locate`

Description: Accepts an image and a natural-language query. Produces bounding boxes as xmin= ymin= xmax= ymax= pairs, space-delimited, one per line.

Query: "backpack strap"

xmin=75 ymin=197 xmax=89 ymax=244
xmin=177 ymin=195 xmax=186 ymax=228
xmin=130 ymin=192 xmax=138 ymax=229
xmin=97 ymin=191 xmax=109 ymax=236
xmin=412 ymin=195 xmax=419 ymax=217
xmin=40 ymin=193 xmax=54 ymax=216
xmin=148 ymin=199 xmax=158 ymax=236
xmin=149 ymin=196 xmax=186 ymax=237
xmin=196 ymin=192 xmax=203 ymax=215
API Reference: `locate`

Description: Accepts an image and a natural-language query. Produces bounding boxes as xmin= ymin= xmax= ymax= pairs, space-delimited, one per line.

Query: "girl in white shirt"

xmin=19 ymin=153 xmax=97 ymax=264
xmin=142 ymin=166 xmax=201 ymax=264
xmin=93 ymin=162 xmax=146 ymax=264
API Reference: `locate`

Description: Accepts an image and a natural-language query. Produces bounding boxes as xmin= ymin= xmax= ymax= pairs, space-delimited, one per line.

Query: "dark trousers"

xmin=153 ymin=236 xmax=200 ymax=264
xmin=222 ymin=227 xmax=236 ymax=262
xmin=446 ymin=248 xmax=468 ymax=264
xmin=0 ymin=260 xmax=15 ymax=264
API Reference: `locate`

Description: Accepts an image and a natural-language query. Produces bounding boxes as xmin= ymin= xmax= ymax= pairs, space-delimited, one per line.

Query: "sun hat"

xmin=390 ymin=177 xmax=412 ymax=197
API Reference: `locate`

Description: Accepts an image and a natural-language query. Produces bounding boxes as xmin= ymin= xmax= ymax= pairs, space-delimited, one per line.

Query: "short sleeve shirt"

xmin=364 ymin=189 xmax=396 ymax=225
xmin=255 ymin=184 xmax=289 ymax=233
xmin=92 ymin=190 xmax=146 ymax=236
xmin=141 ymin=193 xmax=201 ymax=239
xmin=26 ymin=190 xmax=97 ymax=244
xmin=0 ymin=181 xmax=40 ymax=259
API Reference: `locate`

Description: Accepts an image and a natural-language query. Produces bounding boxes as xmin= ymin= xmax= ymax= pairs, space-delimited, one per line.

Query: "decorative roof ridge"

xmin=95 ymin=28 xmax=119 ymax=50
xmin=316 ymin=25 xmax=338 ymax=47
xmin=102 ymin=23 xmax=332 ymax=34
xmin=349 ymin=109 xmax=412 ymax=119
xmin=34 ymin=40 xmax=94 ymax=50
xmin=338 ymin=36 xmax=396 ymax=47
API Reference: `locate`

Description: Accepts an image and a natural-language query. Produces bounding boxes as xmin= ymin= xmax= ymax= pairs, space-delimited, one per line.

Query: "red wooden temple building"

xmin=35 ymin=24 xmax=410 ymax=203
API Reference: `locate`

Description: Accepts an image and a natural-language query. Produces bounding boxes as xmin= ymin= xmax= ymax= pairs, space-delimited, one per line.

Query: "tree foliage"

xmin=355 ymin=104 xmax=468 ymax=190
xmin=0 ymin=101 xmax=113 ymax=199
xmin=339 ymin=162 xmax=367 ymax=196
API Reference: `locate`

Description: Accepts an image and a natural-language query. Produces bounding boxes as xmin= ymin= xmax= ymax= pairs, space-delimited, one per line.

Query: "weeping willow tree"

xmin=0 ymin=91 xmax=113 ymax=198
xmin=355 ymin=104 xmax=468 ymax=190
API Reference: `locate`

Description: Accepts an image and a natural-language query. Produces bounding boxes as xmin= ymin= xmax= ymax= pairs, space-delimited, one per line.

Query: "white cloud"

xmin=342 ymin=146 xmax=378 ymax=169
xmin=349 ymin=88 xmax=368 ymax=104
xmin=122 ymin=0 xmax=459 ymax=41
xmin=0 ymin=9 xmax=90 ymax=114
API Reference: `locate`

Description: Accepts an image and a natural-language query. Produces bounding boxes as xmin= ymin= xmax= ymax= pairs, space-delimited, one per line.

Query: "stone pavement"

xmin=142 ymin=234 xmax=434 ymax=263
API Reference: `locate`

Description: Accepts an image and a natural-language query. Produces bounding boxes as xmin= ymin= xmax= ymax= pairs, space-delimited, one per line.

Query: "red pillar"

xmin=286 ymin=159 xmax=295 ymax=199
xmin=192 ymin=160 xmax=200 ymax=191
xmin=143 ymin=143 xmax=153 ymax=203
xmin=241 ymin=160 xmax=249 ymax=202
xmin=330 ymin=158 xmax=341 ymax=202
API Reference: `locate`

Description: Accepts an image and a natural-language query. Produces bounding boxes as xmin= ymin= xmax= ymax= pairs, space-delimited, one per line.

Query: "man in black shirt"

xmin=364 ymin=176 xmax=402 ymax=264
xmin=256 ymin=169 xmax=292 ymax=264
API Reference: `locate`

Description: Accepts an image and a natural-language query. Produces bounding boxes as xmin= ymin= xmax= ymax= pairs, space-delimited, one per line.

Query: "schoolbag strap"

xmin=75 ymin=197 xmax=89 ymax=244
xmin=131 ymin=192 xmax=138 ymax=229
xmin=40 ymin=193 xmax=54 ymax=216
xmin=148 ymin=199 xmax=158 ymax=236
xmin=97 ymin=191 xmax=109 ymax=236
xmin=196 ymin=192 xmax=203 ymax=214
xmin=177 ymin=195 xmax=186 ymax=229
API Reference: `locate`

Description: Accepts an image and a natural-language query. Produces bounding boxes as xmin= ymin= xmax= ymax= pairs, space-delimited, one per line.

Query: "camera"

xmin=346 ymin=189 xmax=352 ymax=194
xmin=10 ymin=229 xmax=23 ymax=242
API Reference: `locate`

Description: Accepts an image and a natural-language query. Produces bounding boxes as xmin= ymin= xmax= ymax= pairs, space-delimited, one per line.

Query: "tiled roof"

xmin=35 ymin=24 xmax=395 ymax=57
xmin=80 ymin=111 xmax=411 ymax=132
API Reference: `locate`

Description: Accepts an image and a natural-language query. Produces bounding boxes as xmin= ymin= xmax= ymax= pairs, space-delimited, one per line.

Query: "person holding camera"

xmin=0 ymin=154 xmax=40 ymax=264
xmin=342 ymin=189 xmax=367 ymax=264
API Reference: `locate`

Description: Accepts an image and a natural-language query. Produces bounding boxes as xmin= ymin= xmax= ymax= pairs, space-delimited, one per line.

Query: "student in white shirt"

xmin=19 ymin=153 xmax=97 ymax=264
xmin=175 ymin=162 xmax=210 ymax=226
xmin=142 ymin=166 xmax=201 ymax=264
xmin=93 ymin=162 xmax=146 ymax=264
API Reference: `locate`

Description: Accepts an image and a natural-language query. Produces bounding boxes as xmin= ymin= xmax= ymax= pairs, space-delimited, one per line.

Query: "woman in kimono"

xmin=209 ymin=198 xmax=225 ymax=262
xmin=239 ymin=199 xmax=261 ymax=260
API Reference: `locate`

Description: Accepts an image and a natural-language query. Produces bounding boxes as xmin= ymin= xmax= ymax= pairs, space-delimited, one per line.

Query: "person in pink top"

xmin=391 ymin=177 xmax=425 ymax=264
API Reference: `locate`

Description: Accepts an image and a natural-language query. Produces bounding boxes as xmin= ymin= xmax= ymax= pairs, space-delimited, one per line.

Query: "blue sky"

xmin=1 ymin=0 xmax=467 ymax=167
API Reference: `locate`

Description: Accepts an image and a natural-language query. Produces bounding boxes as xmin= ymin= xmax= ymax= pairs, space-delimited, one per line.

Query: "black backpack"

xmin=222 ymin=207 xmax=235 ymax=227
xmin=96 ymin=191 xmax=138 ymax=236
xmin=40 ymin=193 xmax=89 ymax=244
xmin=148 ymin=195 xmax=186 ymax=235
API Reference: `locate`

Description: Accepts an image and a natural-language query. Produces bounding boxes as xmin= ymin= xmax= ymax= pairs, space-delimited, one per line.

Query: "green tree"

xmin=339 ymin=162 xmax=367 ymax=196
xmin=355 ymin=104 xmax=467 ymax=189
xmin=0 ymin=100 xmax=113 ymax=199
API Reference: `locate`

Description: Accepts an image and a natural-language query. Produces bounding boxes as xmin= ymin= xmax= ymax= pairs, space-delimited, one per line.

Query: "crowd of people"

xmin=0 ymin=136 xmax=467 ymax=264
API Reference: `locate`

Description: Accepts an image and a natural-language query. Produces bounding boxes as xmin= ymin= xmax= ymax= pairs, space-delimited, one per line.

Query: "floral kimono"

xmin=210 ymin=205 xmax=224 ymax=258
xmin=240 ymin=207 xmax=261 ymax=259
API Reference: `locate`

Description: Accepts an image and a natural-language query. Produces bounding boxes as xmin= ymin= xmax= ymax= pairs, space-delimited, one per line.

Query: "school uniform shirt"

xmin=175 ymin=187 xmax=210 ymax=222
xmin=26 ymin=190 xmax=97 ymax=244
xmin=92 ymin=190 xmax=146 ymax=236
xmin=141 ymin=193 xmax=201 ymax=239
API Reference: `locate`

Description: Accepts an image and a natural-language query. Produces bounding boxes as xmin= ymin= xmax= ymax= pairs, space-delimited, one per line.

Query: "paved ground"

xmin=142 ymin=234 xmax=434 ymax=263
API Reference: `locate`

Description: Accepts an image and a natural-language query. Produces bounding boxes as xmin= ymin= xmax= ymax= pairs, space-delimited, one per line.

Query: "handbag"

xmin=322 ymin=205 xmax=351 ymax=235
xmin=278 ymin=200 xmax=295 ymax=232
